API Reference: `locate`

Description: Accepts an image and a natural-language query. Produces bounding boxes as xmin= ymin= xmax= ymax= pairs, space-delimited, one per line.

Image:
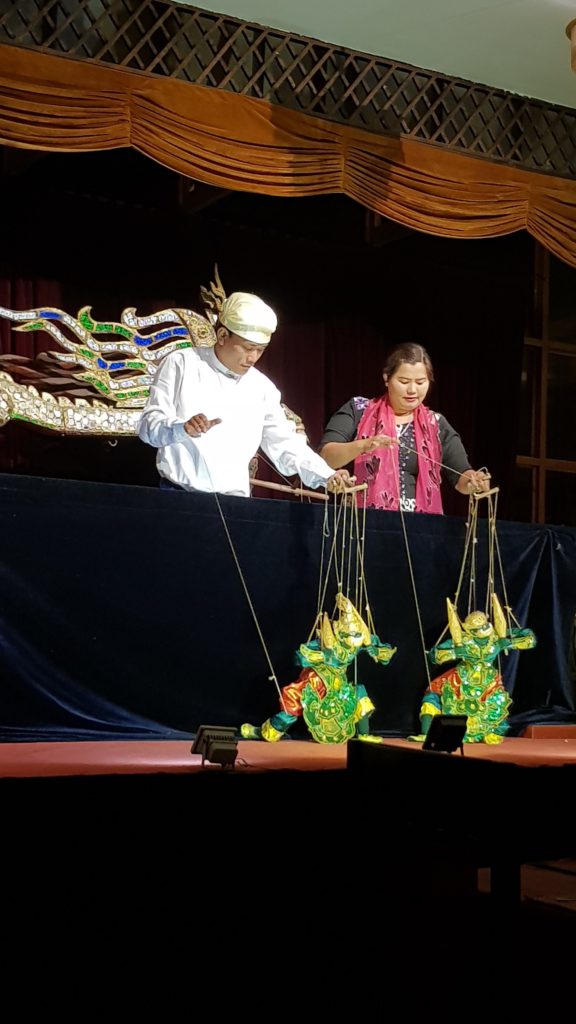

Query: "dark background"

xmin=0 ymin=145 xmax=533 ymax=519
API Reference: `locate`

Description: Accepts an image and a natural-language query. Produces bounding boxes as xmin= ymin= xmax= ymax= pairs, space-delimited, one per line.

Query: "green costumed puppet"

xmin=417 ymin=594 xmax=536 ymax=744
xmin=241 ymin=592 xmax=396 ymax=744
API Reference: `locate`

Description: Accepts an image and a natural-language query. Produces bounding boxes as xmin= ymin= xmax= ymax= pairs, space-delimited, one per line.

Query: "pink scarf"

xmin=353 ymin=395 xmax=443 ymax=513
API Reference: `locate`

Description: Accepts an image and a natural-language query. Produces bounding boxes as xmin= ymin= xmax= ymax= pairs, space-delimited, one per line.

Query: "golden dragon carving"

xmin=0 ymin=302 xmax=305 ymax=438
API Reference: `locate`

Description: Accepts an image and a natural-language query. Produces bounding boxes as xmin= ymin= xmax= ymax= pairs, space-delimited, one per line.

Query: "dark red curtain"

xmin=0 ymin=276 xmax=61 ymax=357
xmin=0 ymin=275 xmax=63 ymax=476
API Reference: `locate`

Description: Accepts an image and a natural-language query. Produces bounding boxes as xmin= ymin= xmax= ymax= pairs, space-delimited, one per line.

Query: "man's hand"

xmin=184 ymin=413 xmax=222 ymax=437
xmin=360 ymin=434 xmax=398 ymax=455
xmin=327 ymin=469 xmax=356 ymax=493
xmin=456 ymin=468 xmax=491 ymax=494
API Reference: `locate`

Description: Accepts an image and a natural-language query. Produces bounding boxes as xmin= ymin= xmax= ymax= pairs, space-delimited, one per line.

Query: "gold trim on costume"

xmin=447 ymin=598 xmax=463 ymax=646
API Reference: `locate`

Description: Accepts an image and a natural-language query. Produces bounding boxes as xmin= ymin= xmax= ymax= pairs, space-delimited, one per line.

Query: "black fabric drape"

xmin=0 ymin=473 xmax=574 ymax=741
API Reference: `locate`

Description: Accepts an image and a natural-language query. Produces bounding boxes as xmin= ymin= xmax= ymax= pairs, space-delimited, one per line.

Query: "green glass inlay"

xmin=116 ymin=387 xmax=149 ymax=401
xmin=79 ymin=311 xmax=94 ymax=330
xmin=83 ymin=375 xmax=111 ymax=395
xmin=12 ymin=413 xmax=44 ymax=426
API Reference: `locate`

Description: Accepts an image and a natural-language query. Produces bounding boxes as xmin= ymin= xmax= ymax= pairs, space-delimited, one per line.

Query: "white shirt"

xmin=138 ymin=346 xmax=334 ymax=496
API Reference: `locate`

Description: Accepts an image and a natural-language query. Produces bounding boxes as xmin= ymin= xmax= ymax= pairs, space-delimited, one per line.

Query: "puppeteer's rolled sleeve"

xmin=319 ymin=399 xmax=360 ymax=447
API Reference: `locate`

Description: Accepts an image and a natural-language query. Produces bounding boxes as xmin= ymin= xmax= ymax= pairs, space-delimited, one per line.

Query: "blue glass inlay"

xmin=109 ymin=361 xmax=125 ymax=370
xmin=173 ymin=327 xmax=188 ymax=336
xmin=135 ymin=335 xmax=152 ymax=347
xmin=97 ymin=358 xmax=107 ymax=369
xmin=40 ymin=311 xmax=62 ymax=320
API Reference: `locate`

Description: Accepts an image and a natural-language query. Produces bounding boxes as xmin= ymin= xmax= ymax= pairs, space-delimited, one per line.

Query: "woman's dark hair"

xmin=383 ymin=343 xmax=434 ymax=383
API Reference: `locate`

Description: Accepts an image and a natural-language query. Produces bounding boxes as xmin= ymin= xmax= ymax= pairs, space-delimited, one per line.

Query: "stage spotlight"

xmin=191 ymin=725 xmax=238 ymax=768
xmin=422 ymin=715 xmax=467 ymax=754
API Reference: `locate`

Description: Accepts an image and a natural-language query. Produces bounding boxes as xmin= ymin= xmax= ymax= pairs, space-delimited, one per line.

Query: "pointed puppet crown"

xmin=447 ymin=594 xmax=508 ymax=644
xmin=320 ymin=612 xmax=336 ymax=649
xmin=334 ymin=593 xmax=371 ymax=646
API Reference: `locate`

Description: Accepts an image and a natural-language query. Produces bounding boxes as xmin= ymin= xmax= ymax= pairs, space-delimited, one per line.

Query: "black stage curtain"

xmin=0 ymin=473 xmax=574 ymax=742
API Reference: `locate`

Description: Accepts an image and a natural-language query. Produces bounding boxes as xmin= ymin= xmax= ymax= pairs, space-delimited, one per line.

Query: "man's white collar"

xmin=206 ymin=345 xmax=241 ymax=381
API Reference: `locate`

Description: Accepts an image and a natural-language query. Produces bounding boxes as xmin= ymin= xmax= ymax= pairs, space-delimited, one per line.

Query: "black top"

xmin=320 ymin=396 xmax=471 ymax=506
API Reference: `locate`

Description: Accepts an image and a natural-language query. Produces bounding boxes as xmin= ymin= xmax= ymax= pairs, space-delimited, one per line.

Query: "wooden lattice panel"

xmin=2 ymin=0 xmax=576 ymax=178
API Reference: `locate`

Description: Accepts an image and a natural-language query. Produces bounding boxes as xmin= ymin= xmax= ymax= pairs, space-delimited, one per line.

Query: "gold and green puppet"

xmin=241 ymin=592 xmax=396 ymax=744
xmin=417 ymin=595 xmax=536 ymax=744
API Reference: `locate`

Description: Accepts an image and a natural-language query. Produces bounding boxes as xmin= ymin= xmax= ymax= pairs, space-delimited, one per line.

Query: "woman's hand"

xmin=184 ymin=413 xmax=222 ymax=437
xmin=327 ymin=469 xmax=356 ymax=493
xmin=360 ymin=434 xmax=398 ymax=455
xmin=456 ymin=468 xmax=491 ymax=494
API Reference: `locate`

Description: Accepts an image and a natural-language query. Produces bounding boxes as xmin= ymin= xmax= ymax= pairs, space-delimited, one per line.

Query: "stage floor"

xmin=1 ymin=732 xmax=575 ymax=915
xmin=1 ymin=734 xmax=576 ymax=778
